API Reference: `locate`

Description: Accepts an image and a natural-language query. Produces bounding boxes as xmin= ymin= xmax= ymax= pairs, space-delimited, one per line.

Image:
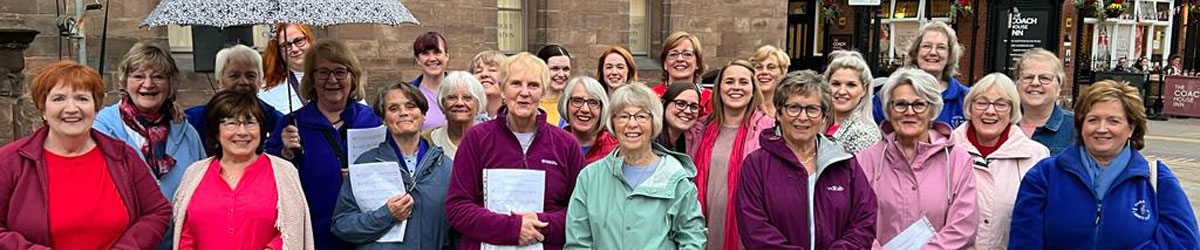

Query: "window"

xmin=1083 ymin=0 xmax=1175 ymax=71
xmin=498 ymin=0 xmax=525 ymax=53
xmin=630 ymin=0 xmax=650 ymax=55
xmin=166 ymin=25 xmax=272 ymax=53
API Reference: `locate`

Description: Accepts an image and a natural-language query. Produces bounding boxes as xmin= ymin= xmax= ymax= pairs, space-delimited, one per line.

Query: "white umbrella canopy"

xmin=142 ymin=0 xmax=421 ymax=27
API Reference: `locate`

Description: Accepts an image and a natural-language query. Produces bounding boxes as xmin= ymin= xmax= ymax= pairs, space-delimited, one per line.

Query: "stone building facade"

xmin=0 ymin=0 xmax=787 ymax=144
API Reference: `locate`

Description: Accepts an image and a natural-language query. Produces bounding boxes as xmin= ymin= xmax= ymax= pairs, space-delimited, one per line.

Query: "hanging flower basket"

xmin=822 ymin=0 xmax=843 ymax=23
xmin=949 ymin=0 xmax=974 ymax=21
xmin=1075 ymin=0 xmax=1131 ymax=22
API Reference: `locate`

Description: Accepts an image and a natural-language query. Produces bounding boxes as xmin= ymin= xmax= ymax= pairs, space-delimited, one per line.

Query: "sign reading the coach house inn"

xmin=1004 ymin=7 xmax=1051 ymax=71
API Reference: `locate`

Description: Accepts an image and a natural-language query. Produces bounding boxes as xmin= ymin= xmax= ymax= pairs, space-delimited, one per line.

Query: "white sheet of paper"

xmin=882 ymin=216 xmax=935 ymax=250
xmin=347 ymin=125 xmax=388 ymax=166
xmin=348 ymin=162 xmax=408 ymax=242
xmin=480 ymin=169 xmax=546 ymax=250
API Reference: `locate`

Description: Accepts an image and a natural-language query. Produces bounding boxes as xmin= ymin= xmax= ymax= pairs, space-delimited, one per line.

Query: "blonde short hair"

xmin=301 ymin=40 xmax=366 ymax=101
xmin=117 ymin=43 xmax=180 ymax=100
xmin=500 ymin=52 xmax=550 ymax=93
xmin=749 ymin=45 xmax=790 ymax=72
xmin=904 ymin=21 xmax=963 ymax=81
xmin=963 ymin=73 xmax=1023 ymax=123
xmin=880 ymin=68 xmax=944 ymax=122
xmin=1013 ymin=48 xmax=1065 ymax=85
xmin=607 ymin=84 xmax=664 ymax=138
xmin=470 ymin=50 xmax=506 ymax=73
xmin=659 ymin=31 xmax=707 ymax=82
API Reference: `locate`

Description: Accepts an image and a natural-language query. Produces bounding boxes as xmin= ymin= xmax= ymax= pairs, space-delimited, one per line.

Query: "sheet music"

xmin=882 ymin=216 xmax=935 ymax=250
xmin=347 ymin=125 xmax=387 ymax=166
xmin=348 ymin=162 xmax=408 ymax=242
xmin=481 ymin=169 xmax=546 ymax=250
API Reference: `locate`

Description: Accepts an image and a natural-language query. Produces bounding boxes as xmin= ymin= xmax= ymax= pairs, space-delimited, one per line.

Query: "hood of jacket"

xmin=757 ymin=127 xmax=854 ymax=175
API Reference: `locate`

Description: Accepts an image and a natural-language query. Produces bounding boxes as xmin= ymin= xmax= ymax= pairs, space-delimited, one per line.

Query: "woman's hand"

xmin=386 ymin=194 xmax=414 ymax=220
xmin=280 ymin=125 xmax=301 ymax=159
xmin=513 ymin=211 xmax=547 ymax=246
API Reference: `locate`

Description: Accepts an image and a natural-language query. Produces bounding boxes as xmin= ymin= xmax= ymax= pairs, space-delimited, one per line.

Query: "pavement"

xmin=1140 ymin=118 xmax=1200 ymax=216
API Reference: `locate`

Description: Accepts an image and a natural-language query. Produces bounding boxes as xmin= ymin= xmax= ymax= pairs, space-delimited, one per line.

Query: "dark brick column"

xmin=0 ymin=28 xmax=40 ymax=144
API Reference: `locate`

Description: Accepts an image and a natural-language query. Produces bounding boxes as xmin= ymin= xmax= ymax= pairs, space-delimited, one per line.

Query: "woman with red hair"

xmin=261 ymin=23 xmax=316 ymax=115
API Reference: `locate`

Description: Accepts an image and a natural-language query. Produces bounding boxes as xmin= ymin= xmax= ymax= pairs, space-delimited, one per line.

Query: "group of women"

xmin=0 ymin=20 xmax=1196 ymax=250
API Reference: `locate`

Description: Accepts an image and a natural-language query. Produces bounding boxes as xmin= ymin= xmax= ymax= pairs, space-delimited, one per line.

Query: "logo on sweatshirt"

xmin=1132 ymin=200 xmax=1152 ymax=221
xmin=826 ymin=185 xmax=845 ymax=192
xmin=541 ymin=159 xmax=559 ymax=166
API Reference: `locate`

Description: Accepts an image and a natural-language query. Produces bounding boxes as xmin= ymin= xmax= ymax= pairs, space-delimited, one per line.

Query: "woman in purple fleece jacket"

xmin=444 ymin=52 xmax=587 ymax=250
xmin=735 ymin=70 xmax=877 ymax=249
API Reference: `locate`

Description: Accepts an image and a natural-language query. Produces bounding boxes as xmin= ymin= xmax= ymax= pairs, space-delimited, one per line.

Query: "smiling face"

xmin=217 ymin=116 xmax=260 ymax=159
xmin=547 ymin=56 xmax=571 ymax=92
xmin=219 ymin=61 xmax=262 ymax=92
xmin=887 ymin=83 xmax=933 ymax=139
xmin=125 ymin=66 xmax=170 ymax=112
xmin=279 ymin=25 xmax=310 ymax=71
xmin=566 ymin=84 xmax=600 ymax=134
xmin=916 ymin=31 xmax=950 ymax=78
xmin=663 ymin=40 xmax=698 ymax=83
xmin=602 ymin=53 xmax=630 ymax=88
xmin=666 ymin=90 xmax=700 ymax=132
xmin=503 ymin=66 xmax=545 ymax=120
xmin=720 ymin=66 xmax=755 ymax=112
xmin=313 ymin=59 xmax=353 ymax=107
xmin=443 ymin=87 xmax=479 ymax=124
xmin=43 ymin=84 xmax=97 ymax=139
xmin=613 ymin=105 xmax=653 ymax=154
xmin=383 ymin=90 xmax=427 ymax=138
xmin=474 ymin=63 xmax=502 ymax=97
xmin=970 ymin=87 xmax=1013 ymax=141
xmin=1081 ymin=100 xmax=1132 ymax=160
xmin=829 ymin=68 xmax=866 ymax=118
xmin=779 ymin=92 xmax=825 ymax=148
xmin=1017 ymin=59 xmax=1061 ymax=109
xmin=753 ymin=56 xmax=783 ymax=95
xmin=416 ymin=41 xmax=448 ymax=77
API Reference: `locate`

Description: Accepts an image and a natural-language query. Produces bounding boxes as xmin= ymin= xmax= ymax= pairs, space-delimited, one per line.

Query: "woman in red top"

xmin=651 ymin=31 xmax=712 ymax=115
xmin=0 ymin=60 xmax=172 ymax=249
xmin=172 ymin=90 xmax=313 ymax=249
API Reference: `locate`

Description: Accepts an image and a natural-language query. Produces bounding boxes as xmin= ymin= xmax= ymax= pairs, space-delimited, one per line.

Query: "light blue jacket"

xmin=93 ymin=104 xmax=207 ymax=202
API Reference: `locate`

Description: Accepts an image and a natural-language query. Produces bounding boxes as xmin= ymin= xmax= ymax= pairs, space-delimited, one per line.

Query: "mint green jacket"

xmin=565 ymin=143 xmax=707 ymax=250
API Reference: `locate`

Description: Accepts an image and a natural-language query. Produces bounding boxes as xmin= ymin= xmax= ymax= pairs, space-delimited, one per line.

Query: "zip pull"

xmin=1093 ymin=203 xmax=1102 ymax=226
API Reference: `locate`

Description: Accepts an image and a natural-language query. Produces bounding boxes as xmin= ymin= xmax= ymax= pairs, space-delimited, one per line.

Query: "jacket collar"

xmin=1055 ymin=144 xmax=1151 ymax=193
xmin=879 ymin=121 xmax=957 ymax=168
xmin=371 ymin=138 xmax=444 ymax=168
xmin=293 ymin=101 xmax=367 ymax=130
xmin=952 ymin=123 xmax=1038 ymax=159
xmin=758 ymin=128 xmax=853 ymax=175
xmin=1042 ymin=105 xmax=1069 ymax=132
xmin=943 ymin=77 xmax=967 ymax=100
xmin=601 ymin=142 xmax=696 ymax=199
xmin=18 ymin=127 xmax=128 ymax=163
xmin=494 ymin=106 xmax=550 ymax=135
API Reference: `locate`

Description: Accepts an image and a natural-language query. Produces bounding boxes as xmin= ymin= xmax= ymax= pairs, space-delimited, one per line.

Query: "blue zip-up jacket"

xmin=332 ymin=138 xmax=457 ymax=250
xmin=93 ymin=104 xmax=206 ymax=201
xmin=1028 ymin=105 xmax=1075 ymax=156
xmin=266 ymin=102 xmax=382 ymax=250
xmin=183 ymin=98 xmax=284 ymax=156
xmin=1008 ymin=144 xmax=1199 ymax=249
xmin=873 ymin=76 xmax=969 ymax=128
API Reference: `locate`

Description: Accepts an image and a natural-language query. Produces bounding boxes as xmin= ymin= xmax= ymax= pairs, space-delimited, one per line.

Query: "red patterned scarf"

xmin=118 ymin=96 xmax=176 ymax=178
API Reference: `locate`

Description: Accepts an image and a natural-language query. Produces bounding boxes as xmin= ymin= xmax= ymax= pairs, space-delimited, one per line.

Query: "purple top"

xmin=444 ymin=109 xmax=587 ymax=250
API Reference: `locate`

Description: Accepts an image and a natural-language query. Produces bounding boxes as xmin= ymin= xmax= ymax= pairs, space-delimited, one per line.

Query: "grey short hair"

xmin=607 ymin=84 xmax=664 ymax=138
xmin=880 ymin=68 xmax=943 ymax=122
xmin=215 ymin=44 xmax=263 ymax=83
xmin=774 ymin=70 xmax=834 ymax=130
xmin=824 ymin=50 xmax=875 ymax=123
xmin=963 ymin=73 xmax=1023 ymax=123
xmin=438 ymin=71 xmax=488 ymax=113
xmin=904 ymin=20 xmax=963 ymax=81
xmin=559 ymin=76 xmax=611 ymax=134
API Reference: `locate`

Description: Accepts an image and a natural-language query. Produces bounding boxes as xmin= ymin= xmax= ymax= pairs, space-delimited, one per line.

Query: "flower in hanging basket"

xmin=822 ymin=0 xmax=843 ymax=23
xmin=950 ymin=0 xmax=974 ymax=20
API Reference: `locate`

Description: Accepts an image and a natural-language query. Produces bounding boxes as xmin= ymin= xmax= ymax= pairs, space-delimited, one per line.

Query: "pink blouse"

xmin=180 ymin=154 xmax=282 ymax=250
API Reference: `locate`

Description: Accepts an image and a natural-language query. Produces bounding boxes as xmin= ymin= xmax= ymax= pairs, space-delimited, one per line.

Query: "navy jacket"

xmin=265 ymin=102 xmax=382 ymax=250
xmin=1009 ymin=145 xmax=1199 ymax=249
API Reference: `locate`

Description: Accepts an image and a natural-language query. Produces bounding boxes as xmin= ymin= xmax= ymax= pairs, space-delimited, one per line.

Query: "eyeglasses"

xmin=444 ymin=94 xmax=475 ymax=103
xmin=671 ymin=100 xmax=701 ymax=112
xmin=314 ymin=67 xmax=351 ymax=81
xmin=279 ymin=36 xmax=307 ymax=50
xmin=890 ymin=100 xmax=930 ymax=114
xmin=667 ymin=50 xmax=696 ymax=59
xmin=613 ymin=112 xmax=652 ymax=124
xmin=782 ymin=104 xmax=823 ymax=118
xmin=972 ymin=100 xmax=1012 ymax=112
xmin=219 ymin=118 xmax=260 ymax=130
xmin=568 ymin=97 xmax=601 ymax=110
xmin=1018 ymin=74 xmax=1056 ymax=85
xmin=918 ymin=43 xmax=949 ymax=54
